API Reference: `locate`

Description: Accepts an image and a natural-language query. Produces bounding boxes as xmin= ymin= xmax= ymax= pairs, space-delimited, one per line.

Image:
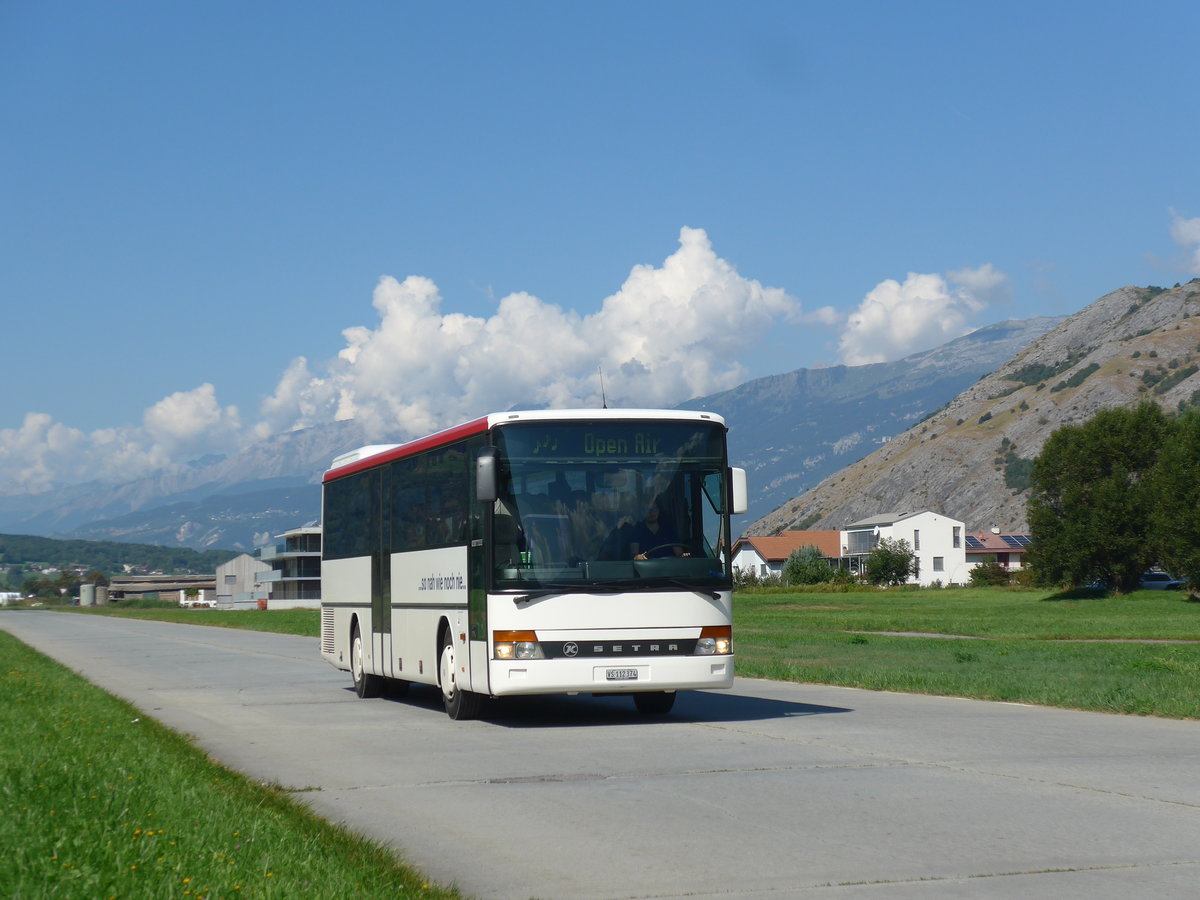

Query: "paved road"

xmin=5 ymin=611 xmax=1200 ymax=899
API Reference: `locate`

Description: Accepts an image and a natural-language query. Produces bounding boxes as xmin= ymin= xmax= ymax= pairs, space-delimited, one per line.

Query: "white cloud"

xmin=0 ymin=387 xmax=244 ymax=494
xmin=0 ymin=414 xmax=86 ymax=493
xmin=260 ymin=227 xmax=803 ymax=443
xmin=143 ymin=384 xmax=242 ymax=454
xmin=804 ymin=305 xmax=841 ymax=326
xmin=837 ymin=264 xmax=1009 ymax=366
xmin=1170 ymin=209 xmax=1200 ymax=274
xmin=0 ymin=228 xmax=810 ymax=491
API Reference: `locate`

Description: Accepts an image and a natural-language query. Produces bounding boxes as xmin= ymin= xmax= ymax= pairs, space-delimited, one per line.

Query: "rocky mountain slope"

xmin=686 ymin=317 xmax=1063 ymax=527
xmin=746 ymin=281 xmax=1200 ymax=535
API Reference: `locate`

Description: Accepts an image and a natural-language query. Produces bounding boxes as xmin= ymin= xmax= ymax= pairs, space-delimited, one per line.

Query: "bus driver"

xmin=631 ymin=502 xmax=690 ymax=560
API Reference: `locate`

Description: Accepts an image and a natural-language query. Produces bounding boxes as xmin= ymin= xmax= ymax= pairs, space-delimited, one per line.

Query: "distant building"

xmin=215 ymin=553 xmax=272 ymax=609
xmin=107 ymin=574 xmax=216 ymax=606
xmin=740 ymin=513 xmax=1025 ymax=588
xmin=732 ymin=531 xmax=842 ymax=579
xmin=964 ymin=530 xmax=1031 ymax=570
xmin=841 ymin=511 xmax=968 ymax=586
xmin=257 ymin=524 xmax=322 ymax=609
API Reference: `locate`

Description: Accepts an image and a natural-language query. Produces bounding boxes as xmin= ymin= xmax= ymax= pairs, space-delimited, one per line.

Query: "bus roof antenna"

xmin=598 ymin=366 xmax=608 ymax=409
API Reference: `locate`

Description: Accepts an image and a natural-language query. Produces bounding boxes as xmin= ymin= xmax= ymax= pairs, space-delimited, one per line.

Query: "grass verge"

xmin=0 ymin=630 xmax=461 ymax=899
xmin=61 ymin=604 xmax=321 ymax=636
xmin=734 ymin=587 xmax=1200 ymax=717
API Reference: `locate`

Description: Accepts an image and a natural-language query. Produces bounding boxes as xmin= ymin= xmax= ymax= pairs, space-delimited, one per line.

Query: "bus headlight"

xmin=696 ymin=626 xmax=732 ymax=655
xmin=494 ymin=630 xmax=545 ymax=660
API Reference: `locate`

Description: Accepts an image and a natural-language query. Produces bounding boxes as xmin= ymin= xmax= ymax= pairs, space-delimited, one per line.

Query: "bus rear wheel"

xmin=351 ymin=624 xmax=381 ymax=699
xmin=633 ymin=691 xmax=676 ymax=715
xmin=439 ymin=631 xmax=482 ymax=720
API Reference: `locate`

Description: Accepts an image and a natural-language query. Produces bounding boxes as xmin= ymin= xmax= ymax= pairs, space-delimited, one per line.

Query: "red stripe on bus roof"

xmin=322 ymin=415 xmax=490 ymax=482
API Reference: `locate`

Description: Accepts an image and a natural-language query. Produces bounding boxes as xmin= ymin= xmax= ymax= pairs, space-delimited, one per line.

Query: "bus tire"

xmin=439 ymin=630 xmax=482 ymax=720
xmin=633 ymin=691 xmax=676 ymax=715
xmin=351 ymin=623 xmax=381 ymax=699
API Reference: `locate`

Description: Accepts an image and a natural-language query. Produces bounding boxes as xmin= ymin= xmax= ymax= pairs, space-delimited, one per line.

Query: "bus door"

xmin=370 ymin=468 xmax=392 ymax=676
xmin=468 ymin=436 xmax=490 ymax=694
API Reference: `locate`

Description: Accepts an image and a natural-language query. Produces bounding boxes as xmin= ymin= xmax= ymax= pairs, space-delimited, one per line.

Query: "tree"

xmin=1149 ymin=408 xmax=1200 ymax=589
xmin=969 ymin=556 xmax=1011 ymax=586
xmin=782 ymin=545 xmax=834 ymax=585
xmin=864 ymin=537 xmax=917 ymax=586
xmin=1026 ymin=402 xmax=1169 ymax=591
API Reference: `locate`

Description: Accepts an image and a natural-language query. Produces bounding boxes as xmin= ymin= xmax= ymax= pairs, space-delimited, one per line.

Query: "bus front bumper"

xmin=487 ymin=654 xmax=734 ymax=697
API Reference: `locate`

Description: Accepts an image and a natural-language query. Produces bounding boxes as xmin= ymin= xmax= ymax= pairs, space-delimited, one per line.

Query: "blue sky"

xmin=2 ymin=1 xmax=1199 ymax=491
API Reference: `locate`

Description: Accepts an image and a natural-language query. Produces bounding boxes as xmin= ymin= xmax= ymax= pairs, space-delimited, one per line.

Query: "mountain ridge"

xmin=746 ymin=281 xmax=1200 ymax=535
xmin=685 ymin=316 xmax=1064 ymax=527
xmin=0 ymin=315 xmax=1066 ymax=550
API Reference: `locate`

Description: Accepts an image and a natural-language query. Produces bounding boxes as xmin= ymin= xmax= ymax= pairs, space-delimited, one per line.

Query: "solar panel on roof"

xmin=965 ymin=536 xmax=985 ymax=550
xmin=1001 ymin=534 xmax=1032 ymax=547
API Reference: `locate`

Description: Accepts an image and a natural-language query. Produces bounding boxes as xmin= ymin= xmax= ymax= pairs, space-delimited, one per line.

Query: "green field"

xmin=64 ymin=604 xmax=321 ymax=636
xmin=0 ymin=629 xmax=461 ymax=899
xmin=54 ymin=585 xmax=1200 ymax=718
xmin=733 ymin=586 xmax=1200 ymax=718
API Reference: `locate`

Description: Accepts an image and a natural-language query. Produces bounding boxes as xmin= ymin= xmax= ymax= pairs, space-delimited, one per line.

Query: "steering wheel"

xmin=640 ymin=542 xmax=689 ymax=558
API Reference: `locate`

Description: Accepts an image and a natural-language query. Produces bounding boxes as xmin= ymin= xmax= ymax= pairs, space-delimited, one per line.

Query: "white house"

xmin=257 ymin=524 xmax=322 ymax=609
xmin=841 ymin=511 xmax=968 ymax=586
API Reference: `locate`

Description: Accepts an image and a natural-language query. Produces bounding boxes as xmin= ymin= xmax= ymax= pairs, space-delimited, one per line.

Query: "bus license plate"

xmin=606 ymin=668 xmax=639 ymax=681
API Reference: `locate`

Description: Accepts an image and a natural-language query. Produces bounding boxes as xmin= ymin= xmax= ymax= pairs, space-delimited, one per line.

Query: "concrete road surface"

xmin=4 ymin=611 xmax=1200 ymax=899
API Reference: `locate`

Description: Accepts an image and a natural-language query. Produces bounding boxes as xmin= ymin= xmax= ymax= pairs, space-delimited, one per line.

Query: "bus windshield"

xmin=491 ymin=420 xmax=732 ymax=591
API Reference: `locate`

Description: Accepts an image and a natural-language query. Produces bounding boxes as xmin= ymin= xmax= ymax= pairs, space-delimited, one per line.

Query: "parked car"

xmin=1138 ymin=571 xmax=1184 ymax=590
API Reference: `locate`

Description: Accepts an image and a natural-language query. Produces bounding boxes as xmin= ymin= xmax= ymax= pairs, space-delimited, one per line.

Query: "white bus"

xmin=319 ymin=409 xmax=747 ymax=719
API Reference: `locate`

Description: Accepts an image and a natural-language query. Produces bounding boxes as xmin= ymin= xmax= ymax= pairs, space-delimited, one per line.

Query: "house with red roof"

xmin=732 ymin=530 xmax=842 ymax=579
xmin=964 ymin=529 xmax=1031 ymax=570
xmin=735 ymin=516 xmax=1032 ymax=586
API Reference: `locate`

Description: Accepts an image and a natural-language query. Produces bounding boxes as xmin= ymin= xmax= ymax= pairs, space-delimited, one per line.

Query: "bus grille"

xmin=320 ymin=607 xmax=335 ymax=656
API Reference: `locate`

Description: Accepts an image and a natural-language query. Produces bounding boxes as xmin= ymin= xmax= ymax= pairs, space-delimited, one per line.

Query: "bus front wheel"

xmin=439 ymin=631 xmax=482 ymax=720
xmin=351 ymin=624 xmax=381 ymax=699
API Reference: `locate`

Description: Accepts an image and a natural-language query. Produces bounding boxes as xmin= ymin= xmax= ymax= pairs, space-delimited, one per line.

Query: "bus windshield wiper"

xmin=663 ymin=578 xmax=722 ymax=601
xmin=596 ymin=574 xmax=724 ymax=600
xmin=511 ymin=583 xmax=626 ymax=606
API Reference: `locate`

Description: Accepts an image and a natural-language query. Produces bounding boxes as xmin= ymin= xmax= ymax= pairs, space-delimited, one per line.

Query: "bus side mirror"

xmin=729 ymin=467 xmax=748 ymax=515
xmin=476 ymin=446 xmax=498 ymax=502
